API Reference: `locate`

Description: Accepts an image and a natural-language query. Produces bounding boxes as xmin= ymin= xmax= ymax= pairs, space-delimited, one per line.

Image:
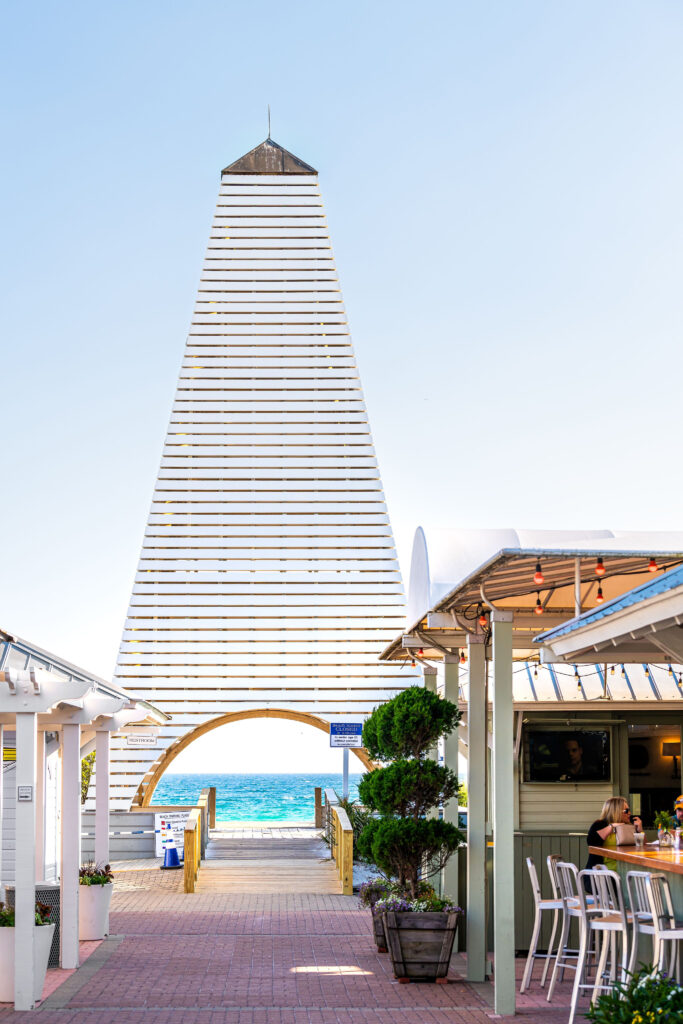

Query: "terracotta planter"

xmin=382 ymin=910 xmax=460 ymax=982
xmin=371 ymin=908 xmax=387 ymax=952
xmin=78 ymin=883 xmax=113 ymax=940
xmin=0 ymin=923 xmax=55 ymax=1002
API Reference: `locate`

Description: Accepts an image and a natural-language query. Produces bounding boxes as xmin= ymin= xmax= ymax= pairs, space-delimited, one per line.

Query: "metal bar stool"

xmin=644 ymin=872 xmax=683 ymax=981
xmin=520 ymin=856 xmax=563 ymax=993
xmin=580 ymin=868 xmax=630 ymax=1006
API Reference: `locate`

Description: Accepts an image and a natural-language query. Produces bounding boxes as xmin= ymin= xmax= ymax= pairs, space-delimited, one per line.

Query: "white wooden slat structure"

xmin=109 ymin=138 xmax=418 ymax=810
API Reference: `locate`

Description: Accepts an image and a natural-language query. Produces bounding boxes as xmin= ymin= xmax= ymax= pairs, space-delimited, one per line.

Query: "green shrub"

xmin=586 ymin=965 xmax=683 ymax=1023
xmin=357 ymin=686 xmax=465 ymax=899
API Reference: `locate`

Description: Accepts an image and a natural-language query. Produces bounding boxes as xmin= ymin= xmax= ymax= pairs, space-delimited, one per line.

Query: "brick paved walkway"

xmin=0 ymin=870 xmax=578 ymax=1022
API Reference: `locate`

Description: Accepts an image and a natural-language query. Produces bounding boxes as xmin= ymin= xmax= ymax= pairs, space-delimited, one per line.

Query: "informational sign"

xmin=154 ymin=811 xmax=189 ymax=857
xmin=126 ymin=734 xmax=157 ymax=748
xmin=17 ymin=786 xmax=33 ymax=802
xmin=329 ymin=722 xmax=364 ymax=748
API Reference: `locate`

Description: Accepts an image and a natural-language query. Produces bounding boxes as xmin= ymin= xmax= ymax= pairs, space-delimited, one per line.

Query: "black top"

xmin=586 ymin=818 xmax=610 ymax=869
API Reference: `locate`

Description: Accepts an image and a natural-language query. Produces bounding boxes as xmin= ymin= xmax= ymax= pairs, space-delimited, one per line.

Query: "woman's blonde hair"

xmin=600 ymin=796 xmax=628 ymax=823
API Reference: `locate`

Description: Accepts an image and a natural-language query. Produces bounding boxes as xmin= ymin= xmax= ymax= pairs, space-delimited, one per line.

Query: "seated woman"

xmin=586 ymin=796 xmax=642 ymax=871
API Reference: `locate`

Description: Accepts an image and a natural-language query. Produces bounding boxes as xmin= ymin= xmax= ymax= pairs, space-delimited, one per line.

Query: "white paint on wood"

xmin=59 ymin=724 xmax=80 ymax=969
xmin=14 ymin=713 xmax=37 ymax=1010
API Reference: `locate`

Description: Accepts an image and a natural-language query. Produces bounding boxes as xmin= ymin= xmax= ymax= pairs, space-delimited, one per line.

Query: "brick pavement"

xmin=0 ymin=870 xmax=579 ymax=1022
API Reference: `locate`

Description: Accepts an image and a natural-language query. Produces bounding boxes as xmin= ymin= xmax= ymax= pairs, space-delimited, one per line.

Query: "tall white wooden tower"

xmin=111 ymin=139 xmax=416 ymax=810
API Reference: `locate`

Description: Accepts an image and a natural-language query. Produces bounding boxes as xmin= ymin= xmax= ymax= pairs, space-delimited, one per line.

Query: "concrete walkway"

xmin=0 ymin=868 xmax=577 ymax=1022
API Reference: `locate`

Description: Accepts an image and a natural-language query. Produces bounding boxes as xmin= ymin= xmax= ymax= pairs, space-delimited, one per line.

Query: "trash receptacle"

xmin=6 ymin=882 xmax=61 ymax=967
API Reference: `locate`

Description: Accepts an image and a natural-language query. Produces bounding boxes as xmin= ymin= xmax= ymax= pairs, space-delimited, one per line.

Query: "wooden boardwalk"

xmin=196 ymin=825 xmax=342 ymax=895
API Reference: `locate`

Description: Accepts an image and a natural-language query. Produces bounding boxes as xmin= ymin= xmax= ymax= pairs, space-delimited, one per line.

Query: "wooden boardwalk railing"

xmin=183 ymin=786 xmax=215 ymax=893
xmin=324 ymin=789 xmax=353 ymax=896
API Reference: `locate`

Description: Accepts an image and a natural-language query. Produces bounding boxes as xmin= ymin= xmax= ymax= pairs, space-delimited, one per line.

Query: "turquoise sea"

xmin=153 ymin=773 xmax=363 ymax=823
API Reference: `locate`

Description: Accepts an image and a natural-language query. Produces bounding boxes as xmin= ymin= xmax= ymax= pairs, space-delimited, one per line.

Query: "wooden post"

xmin=314 ymin=787 xmax=323 ymax=828
xmin=492 ymin=610 xmax=515 ymax=1016
xmin=35 ymin=729 xmax=46 ymax=882
xmin=184 ymin=815 xmax=196 ymax=893
xmin=60 ymin=722 xmax=81 ymax=969
xmin=95 ymin=729 xmax=110 ymax=866
xmin=209 ymin=786 xmax=216 ymax=828
xmin=14 ymin=712 xmax=37 ymax=1011
xmin=467 ymin=635 xmax=487 ymax=982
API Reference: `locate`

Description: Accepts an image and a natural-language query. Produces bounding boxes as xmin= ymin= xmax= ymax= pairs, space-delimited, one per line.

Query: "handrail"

xmin=183 ymin=787 xmax=215 ymax=892
xmin=184 ymin=807 xmax=202 ymax=893
xmin=329 ymin=804 xmax=353 ymax=895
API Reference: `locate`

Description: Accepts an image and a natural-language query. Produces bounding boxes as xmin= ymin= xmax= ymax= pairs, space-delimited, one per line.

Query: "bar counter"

xmin=589 ymin=844 xmax=683 ymax=916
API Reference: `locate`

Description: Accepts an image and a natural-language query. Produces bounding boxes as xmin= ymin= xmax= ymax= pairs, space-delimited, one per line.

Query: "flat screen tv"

xmin=525 ymin=728 xmax=611 ymax=783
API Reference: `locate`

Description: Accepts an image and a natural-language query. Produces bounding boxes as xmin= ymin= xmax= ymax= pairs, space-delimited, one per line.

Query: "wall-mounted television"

xmin=524 ymin=728 xmax=611 ymax=783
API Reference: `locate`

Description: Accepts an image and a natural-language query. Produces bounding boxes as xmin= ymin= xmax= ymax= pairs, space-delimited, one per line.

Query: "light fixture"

xmin=460 ymin=651 xmax=467 ymax=664
xmin=417 ymin=648 xmax=424 ymax=657
xmin=596 ymin=586 xmax=604 ymax=603
xmin=649 ymin=558 xmax=657 ymax=572
xmin=533 ymin=666 xmax=538 ymax=680
xmin=533 ymin=562 xmax=544 ymax=586
xmin=610 ymin=665 xmax=615 ymax=675
xmin=534 ymin=592 xmax=543 ymax=615
xmin=595 ymin=557 xmax=606 ymax=577
xmin=478 ymin=604 xmax=488 ymax=627
xmin=621 ymin=666 xmax=626 ymax=678
xmin=411 ymin=660 xmax=416 ymax=668
xmin=662 ymin=741 xmax=681 ymax=779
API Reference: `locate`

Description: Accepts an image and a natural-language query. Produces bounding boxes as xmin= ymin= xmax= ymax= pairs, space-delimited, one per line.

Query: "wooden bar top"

xmin=588 ymin=844 xmax=683 ymax=875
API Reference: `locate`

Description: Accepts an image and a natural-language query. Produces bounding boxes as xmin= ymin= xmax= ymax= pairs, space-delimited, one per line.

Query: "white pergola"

xmin=380 ymin=527 xmax=683 ymax=1015
xmin=0 ymin=634 xmax=166 ymax=1011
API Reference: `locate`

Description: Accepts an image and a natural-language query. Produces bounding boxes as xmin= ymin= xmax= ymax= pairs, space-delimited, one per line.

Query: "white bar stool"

xmin=581 ymin=868 xmax=630 ymax=1005
xmin=520 ymin=856 xmax=563 ymax=993
xmin=644 ymin=872 xmax=683 ymax=981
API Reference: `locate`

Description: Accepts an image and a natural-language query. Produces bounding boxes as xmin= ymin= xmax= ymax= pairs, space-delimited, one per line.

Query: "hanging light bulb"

xmin=648 ymin=558 xmax=657 ymax=572
xmin=595 ymin=557 xmax=606 ymax=577
xmin=610 ymin=665 xmax=615 ymax=675
xmin=621 ymin=666 xmax=626 ymax=678
xmin=533 ymin=665 xmax=538 ymax=680
xmin=478 ymin=603 xmax=488 ymax=627
xmin=460 ymin=651 xmax=467 ymax=664
xmin=418 ymin=648 xmax=424 ymax=657
xmin=533 ymin=561 xmax=544 ymax=586
xmin=535 ymin=592 xmax=544 ymax=615
xmin=669 ymin=665 xmax=674 ymax=676
xmin=411 ymin=660 xmax=416 ymax=668
xmin=596 ymin=586 xmax=604 ymax=603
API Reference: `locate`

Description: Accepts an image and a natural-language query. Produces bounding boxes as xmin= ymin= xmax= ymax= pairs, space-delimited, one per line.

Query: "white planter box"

xmin=0 ymin=923 xmax=55 ymax=1002
xmin=78 ymin=884 xmax=113 ymax=940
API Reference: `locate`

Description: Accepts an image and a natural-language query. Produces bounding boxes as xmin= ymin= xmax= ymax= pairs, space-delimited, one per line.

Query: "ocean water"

xmin=153 ymin=773 xmax=363 ymax=823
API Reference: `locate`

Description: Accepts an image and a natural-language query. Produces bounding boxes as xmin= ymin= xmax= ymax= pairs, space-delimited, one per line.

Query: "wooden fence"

xmin=324 ymin=789 xmax=354 ymax=896
xmin=183 ymin=786 xmax=216 ymax=894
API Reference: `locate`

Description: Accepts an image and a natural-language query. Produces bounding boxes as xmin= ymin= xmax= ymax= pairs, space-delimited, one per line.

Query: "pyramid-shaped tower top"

xmin=222 ymin=137 xmax=317 ymax=175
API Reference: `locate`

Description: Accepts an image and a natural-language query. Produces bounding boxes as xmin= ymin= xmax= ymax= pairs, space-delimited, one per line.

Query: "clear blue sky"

xmin=2 ymin=0 xmax=683 ymax=695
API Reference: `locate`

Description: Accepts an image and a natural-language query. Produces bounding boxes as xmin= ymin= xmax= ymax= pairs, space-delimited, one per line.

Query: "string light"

xmin=648 ymin=558 xmax=657 ymax=572
xmin=411 ymin=660 xmax=416 ymax=668
xmin=595 ymin=557 xmax=606 ymax=577
xmin=533 ymin=666 xmax=538 ymax=680
xmin=535 ymin=592 xmax=544 ymax=615
xmin=596 ymin=586 xmax=604 ymax=603
xmin=669 ymin=665 xmax=674 ymax=676
xmin=460 ymin=651 xmax=467 ymax=665
xmin=478 ymin=603 xmax=488 ymax=627
xmin=533 ymin=561 xmax=544 ymax=586
xmin=610 ymin=665 xmax=615 ymax=675
xmin=417 ymin=648 xmax=424 ymax=657
xmin=574 ymin=666 xmax=581 ymax=691
xmin=621 ymin=666 xmax=626 ymax=678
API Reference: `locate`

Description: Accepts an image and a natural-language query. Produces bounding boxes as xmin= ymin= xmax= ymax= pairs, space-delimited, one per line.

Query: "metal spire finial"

xmin=267 ymin=105 xmax=271 ymax=140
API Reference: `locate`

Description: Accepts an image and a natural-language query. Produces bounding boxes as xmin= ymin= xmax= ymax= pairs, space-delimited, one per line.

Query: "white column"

xmin=492 ymin=610 xmax=515 ymax=1016
xmin=442 ymin=654 xmax=459 ymax=902
xmin=35 ymin=729 xmax=46 ymax=881
xmin=423 ymin=665 xmax=439 ymax=762
xmin=60 ymin=723 xmax=81 ymax=968
xmin=466 ymin=635 xmax=487 ymax=983
xmin=14 ymin=712 xmax=37 ymax=1011
xmin=95 ymin=729 xmax=110 ymax=865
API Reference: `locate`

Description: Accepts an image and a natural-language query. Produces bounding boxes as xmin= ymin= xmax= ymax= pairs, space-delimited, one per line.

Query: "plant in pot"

xmin=0 ymin=901 xmax=54 ymax=1002
xmin=78 ymin=862 xmax=114 ymax=940
xmin=356 ymin=686 xmax=465 ymax=982
xmin=654 ymin=810 xmax=676 ymax=847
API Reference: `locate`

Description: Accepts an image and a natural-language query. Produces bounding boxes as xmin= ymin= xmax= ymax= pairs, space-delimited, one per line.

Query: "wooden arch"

xmin=134 ymin=708 xmax=375 ymax=807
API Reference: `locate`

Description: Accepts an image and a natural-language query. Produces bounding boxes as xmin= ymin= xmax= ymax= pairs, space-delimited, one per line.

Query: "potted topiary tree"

xmin=356 ymin=686 xmax=465 ymax=982
xmin=0 ymin=900 xmax=55 ymax=1002
xmin=78 ymin=862 xmax=114 ymax=939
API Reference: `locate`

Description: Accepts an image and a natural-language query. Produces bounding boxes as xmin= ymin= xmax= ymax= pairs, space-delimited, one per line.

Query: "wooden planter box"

xmin=382 ymin=910 xmax=460 ymax=982
xmin=371 ymin=908 xmax=387 ymax=952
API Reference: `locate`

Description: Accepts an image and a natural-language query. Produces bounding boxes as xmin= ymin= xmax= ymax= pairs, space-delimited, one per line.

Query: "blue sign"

xmin=329 ymin=722 xmax=364 ymax=748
